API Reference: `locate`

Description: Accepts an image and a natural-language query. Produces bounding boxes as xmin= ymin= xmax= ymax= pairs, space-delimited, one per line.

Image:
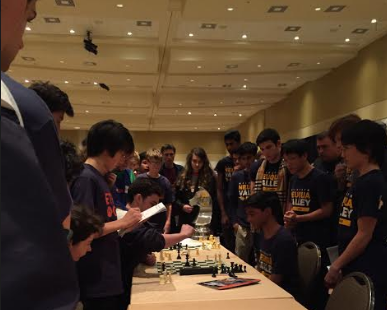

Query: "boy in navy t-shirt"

xmin=229 ymin=142 xmax=257 ymax=262
xmin=71 ymin=120 xmax=142 ymax=310
xmin=325 ymin=120 xmax=387 ymax=310
xmin=245 ymin=192 xmax=300 ymax=299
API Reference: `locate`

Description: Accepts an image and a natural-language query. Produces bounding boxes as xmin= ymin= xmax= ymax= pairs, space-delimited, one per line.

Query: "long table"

xmin=130 ymin=239 xmax=305 ymax=310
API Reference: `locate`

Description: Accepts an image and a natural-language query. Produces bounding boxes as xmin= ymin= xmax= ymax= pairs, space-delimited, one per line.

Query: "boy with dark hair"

xmin=120 ymin=178 xmax=195 ymax=304
xmin=71 ymin=120 xmax=142 ymax=310
xmin=216 ymin=129 xmax=241 ymax=251
xmin=228 ymin=142 xmax=257 ymax=262
xmin=69 ymin=204 xmax=104 ymax=262
xmin=137 ymin=148 xmax=174 ymax=233
xmin=29 ymin=81 xmax=74 ymax=130
xmin=139 ymin=151 xmax=149 ymax=174
xmin=325 ymin=120 xmax=387 ymax=310
xmin=246 ymin=192 xmax=299 ymax=298
xmin=313 ymin=131 xmax=341 ymax=175
xmin=60 ymin=140 xmax=84 ymax=185
xmin=283 ymin=139 xmax=335 ymax=310
xmin=251 ymin=128 xmax=289 ymax=214
xmin=160 ymin=143 xmax=184 ymax=188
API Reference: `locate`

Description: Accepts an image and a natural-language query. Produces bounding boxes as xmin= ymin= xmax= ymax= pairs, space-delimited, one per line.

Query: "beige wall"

xmin=237 ymin=110 xmax=265 ymax=143
xmin=238 ymin=34 xmax=387 ymax=141
xmin=60 ymin=130 xmax=227 ymax=166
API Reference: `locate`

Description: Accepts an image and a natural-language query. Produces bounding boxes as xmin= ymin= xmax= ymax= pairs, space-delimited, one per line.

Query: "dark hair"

xmin=70 ymin=205 xmax=104 ymax=245
xmin=246 ymin=192 xmax=283 ymax=224
xmin=236 ymin=142 xmax=258 ymax=157
xmin=316 ymin=131 xmax=330 ymax=141
xmin=161 ymin=144 xmax=176 ymax=154
xmin=87 ymin=120 xmax=134 ymax=157
xmin=342 ymin=120 xmax=387 ymax=167
xmin=139 ymin=151 xmax=147 ymax=163
xmin=282 ymin=139 xmax=309 ymax=157
xmin=177 ymin=147 xmax=214 ymax=190
xmin=329 ymin=114 xmax=361 ymax=142
xmin=127 ymin=178 xmax=163 ymax=203
xmin=29 ymin=82 xmax=74 ymax=117
xmin=224 ymin=130 xmax=241 ymax=143
xmin=256 ymin=128 xmax=281 ymax=146
xmin=60 ymin=140 xmax=84 ymax=184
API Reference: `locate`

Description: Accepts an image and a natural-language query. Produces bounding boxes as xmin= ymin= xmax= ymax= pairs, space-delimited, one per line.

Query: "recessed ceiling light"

xmin=214 ymin=113 xmax=217 ymax=117
xmin=64 ymin=81 xmax=69 ymax=84
xmin=294 ymin=36 xmax=300 ymax=40
xmin=190 ymin=79 xmax=195 ymax=82
xmin=74 ymin=126 xmax=81 ymax=130
xmin=85 ymin=110 xmax=89 ymax=113
xmin=227 ymin=7 xmax=234 ymax=11
xmin=188 ymin=112 xmax=192 ymax=115
xmin=352 ymin=28 xmax=369 ymax=34
xmin=325 ymin=5 xmax=346 ymax=12
xmin=137 ymin=21 xmax=152 ymax=27
xmin=26 ymin=26 xmax=32 ymax=31
xmin=44 ymin=17 xmax=61 ymax=23
xmin=69 ymin=29 xmax=75 ymax=34
xmin=179 ymin=103 xmax=183 ymax=106
xmin=243 ymin=85 xmax=247 ymax=89
xmin=315 ymin=7 xmax=321 ymax=11
xmin=260 ymin=100 xmax=264 ymax=103
xmin=22 ymin=56 xmax=35 ymax=62
xmin=239 ymin=114 xmax=243 ymax=117
xmin=345 ymin=38 xmax=350 ymax=42
xmin=127 ymin=32 xmax=133 ymax=36
xmin=220 ymin=101 xmax=223 ymax=104
xmin=371 ymin=19 xmax=377 ymax=24
xmin=93 ymin=82 xmax=98 ymax=85
xmin=194 ymin=127 xmax=198 ymax=130
xmin=268 ymin=5 xmax=288 ymax=13
xmin=317 ymin=62 xmax=321 ymax=65
xmin=189 ymin=33 xmax=194 ymax=37
xmin=116 ymin=4 xmax=124 ymax=8
xmin=25 ymin=79 xmax=30 ymax=83
xmin=56 ymin=0 xmax=75 ymax=7
xmin=60 ymin=60 xmax=65 ymax=64
xmin=242 ymin=34 xmax=247 ymax=39
xmin=257 ymin=64 xmax=262 ymax=68
xmin=244 ymin=78 xmax=249 ymax=81
xmin=296 ymin=76 xmax=300 ymax=79
xmin=285 ymin=26 xmax=301 ymax=32
xmin=197 ymin=65 xmax=202 ymax=69
xmin=127 ymin=79 xmax=131 ymax=82
xmin=218 ymin=127 xmax=221 ymax=130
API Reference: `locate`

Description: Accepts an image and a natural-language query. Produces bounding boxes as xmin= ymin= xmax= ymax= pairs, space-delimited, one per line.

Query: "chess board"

xmin=156 ymin=260 xmax=217 ymax=275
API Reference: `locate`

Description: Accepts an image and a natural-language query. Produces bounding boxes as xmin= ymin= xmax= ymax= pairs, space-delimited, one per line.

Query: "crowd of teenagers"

xmin=1 ymin=2 xmax=387 ymax=310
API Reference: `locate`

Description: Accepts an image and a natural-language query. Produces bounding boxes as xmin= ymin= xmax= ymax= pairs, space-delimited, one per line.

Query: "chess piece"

xmin=177 ymin=249 xmax=181 ymax=260
xmin=162 ymin=262 xmax=166 ymax=272
xmin=160 ymin=251 xmax=164 ymax=261
xmin=231 ymin=262 xmax=234 ymax=270
xmin=192 ymin=258 xmax=197 ymax=267
xmin=185 ymin=244 xmax=188 ymax=250
xmin=239 ymin=264 xmax=243 ymax=272
xmin=185 ymin=254 xmax=190 ymax=267
xmin=244 ymin=266 xmax=247 ymax=273
xmin=221 ymin=264 xmax=225 ymax=274
xmin=169 ymin=246 xmax=173 ymax=250
xmin=212 ymin=266 xmax=217 ymax=278
xmin=226 ymin=252 xmax=230 ymax=259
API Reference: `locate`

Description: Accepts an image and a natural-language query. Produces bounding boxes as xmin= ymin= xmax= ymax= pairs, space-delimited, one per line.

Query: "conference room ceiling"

xmin=8 ymin=0 xmax=387 ymax=131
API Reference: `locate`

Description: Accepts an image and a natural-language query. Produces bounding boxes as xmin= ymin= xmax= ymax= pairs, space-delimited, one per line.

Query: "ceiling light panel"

xmin=285 ymin=26 xmax=301 ymax=32
xmin=22 ymin=56 xmax=36 ymax=62
xmin=44 ymin=17 xmax=61 ymax=23
xmin=55 ymin=0 xmax=75 ymax=7
xmin=226 ymin=64 xmax=238 ymax=69
xmin=352 ymin=28 xmax=369 ymax=34
xmin=201 ymin=23 xmax=217 ymax=29
xmin=325 ymin=5 xmax=346 ymax=12
xmin=137 ymin=21 xmax=152 ymax=27
xmin=268 ymin=6 xmax=288 ymax=13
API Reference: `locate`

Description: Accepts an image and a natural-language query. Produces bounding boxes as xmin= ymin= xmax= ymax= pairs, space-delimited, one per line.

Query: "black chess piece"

xmin=221 ymin=264 xmax=225 ymax=274
xmin=185 ymin=244 xmax=188 ymax=250
xmin=239 ymin=264 xmax=243 ymax=272
xmin=230 ymin=262 xmax=234 ymax=270
xmin=244 ymin=266 xmax=247 ymax=272
xmin=226 ymin=252 xmax=230 ymax=259
xmin=169 ymin=246 xmax=173 ymax=250
xmin=192 ymin=258 xmax=197 ymax=267
xmin=162 ymin=263 xmax=166 ymax=272
xmin=212 ymin=267 xmax=217 ymax=278
xmin=177 ymin=249 xmax=181 ymax=260
xmin=185 ymin=254 xmax=190 ymax=267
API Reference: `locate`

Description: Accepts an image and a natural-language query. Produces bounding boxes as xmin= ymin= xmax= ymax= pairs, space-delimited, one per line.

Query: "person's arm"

xmin=325 ymin=217 xmax=377 ymax=287
xmin=164 ymin=203 xmax=172 ymax=233
xmin=228 ymin=174 xmax=238 ymax=229
xmin=99 ymin=207 xmax=142 ymax=237
xmin=269 ymin=274 xmax=283 ymax=285
xmin=216 ymin=172 xmax=229 ymax=225
xmin=295 ymin=201 xmax=333 ymax=223
xmin=162 ymin=224 xmax=195 ymax=248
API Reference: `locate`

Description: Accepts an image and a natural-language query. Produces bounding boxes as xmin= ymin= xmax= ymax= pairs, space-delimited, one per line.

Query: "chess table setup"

xmin=130 ymin=238 xmax=306 ymax=310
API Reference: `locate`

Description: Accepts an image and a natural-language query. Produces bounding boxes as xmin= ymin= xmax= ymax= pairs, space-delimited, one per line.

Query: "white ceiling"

xmin=8 ymin=0 xmax=387 ymax=131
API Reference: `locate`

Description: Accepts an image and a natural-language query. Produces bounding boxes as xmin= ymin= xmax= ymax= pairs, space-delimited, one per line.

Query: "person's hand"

xmin=106 ymin=173 xmax=117 ymax=188
xmin=180 ymin=224 xmax=195 ymax=238
xmin=163 ymin=221 xmax=171 ymax=234
xmin=284 ymin=211 xmax=297 ymax=228
xmin=334 ymin=163 xmax=347 ymax=181
xmin=144 ymin=253 xmax=156 ymax=266
xmin=183 ymin=204 xmax=193 ymax=213
xmin=121 ymin=207 xmax=142 ymax=232
xmin=324 ymin=264 xmax=342 ymax=288
xmin=221 ymin=212 xmax=229 ymax=226
xmin=233 ymin=223 xmax=239 ymax=234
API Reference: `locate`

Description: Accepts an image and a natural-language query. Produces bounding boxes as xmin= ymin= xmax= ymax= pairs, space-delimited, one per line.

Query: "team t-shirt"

xmin=228 ymin=170 xmax=251 ymax=228
xmin=71 ymin=164 xmax=123 ymax=299
xmin=338 ymin=170 xmax=387 ymax=283
xmin=289 ymin=168 xmax=334 ymax=250
xmin=259 ymin=226 xmax=300 ymax=298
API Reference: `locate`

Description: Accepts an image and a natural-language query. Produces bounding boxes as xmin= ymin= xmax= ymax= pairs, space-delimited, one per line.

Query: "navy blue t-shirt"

xmin=2 ymin=72 xmax=72 ymax=222
xmin=338 ymin=170 xmax=387 ymax=283
xmin=228 ymin=170 xmax=251 ymax=228
xmin=113 ymin=169 xmax=133 ymax=210
xmin=289 ymin=168 xmax=334 ymax=250
xmin=259 ymin=226 xmax=300 ymax=298
xmin=1 ymin=105 xmax=79 ymax=308
xmin=71 ymin=164 xmax=123 ymax=299
xmin=215 ymin=156 xmax=234 ymax=215
xmin=137 ymin=173 xmax=173 ymax=231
